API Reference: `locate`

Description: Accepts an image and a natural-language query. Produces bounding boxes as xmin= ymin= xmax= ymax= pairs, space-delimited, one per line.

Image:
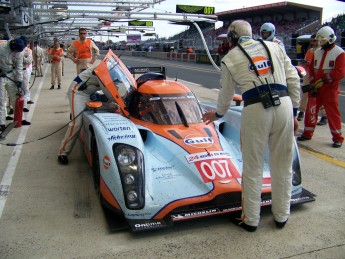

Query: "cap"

xmin=20 ymin=35 xmax=28 ymax=43
xmin=10 ymin=38 xmax=25 ymax=52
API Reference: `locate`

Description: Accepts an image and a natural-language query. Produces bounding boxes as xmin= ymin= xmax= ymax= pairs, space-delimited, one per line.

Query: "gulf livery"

xmin=79 ymin=50 xmax=315 ymax=232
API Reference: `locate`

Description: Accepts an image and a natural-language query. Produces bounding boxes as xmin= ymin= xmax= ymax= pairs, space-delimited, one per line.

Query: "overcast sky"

xmin=136 ymin=0 xmax=345 ymax=40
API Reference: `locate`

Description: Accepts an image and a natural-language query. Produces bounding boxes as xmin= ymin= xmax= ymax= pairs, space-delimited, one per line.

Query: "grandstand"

xmin=164 ymin=1 xmax=344 ymax=56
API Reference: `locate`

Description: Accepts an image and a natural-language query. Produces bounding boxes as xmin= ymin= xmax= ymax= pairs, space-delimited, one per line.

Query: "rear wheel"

xmin=91 ymin=134 xmax=100 ymax=196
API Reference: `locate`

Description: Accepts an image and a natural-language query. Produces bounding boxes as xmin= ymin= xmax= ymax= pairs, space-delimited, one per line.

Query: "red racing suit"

xmin=302 ymin=44 xmax=345 ymax=143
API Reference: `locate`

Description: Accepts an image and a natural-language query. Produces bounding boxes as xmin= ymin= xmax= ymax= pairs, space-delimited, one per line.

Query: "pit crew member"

xmin=58 ymin=66 xmax=117 ymax=165
xmin=202 ymin=20 xmax=300 ymax=232
xmin=297 ymin=26 xmax=345 ymax=148
xmin=0 ymin=38 xmax=30 ymax=133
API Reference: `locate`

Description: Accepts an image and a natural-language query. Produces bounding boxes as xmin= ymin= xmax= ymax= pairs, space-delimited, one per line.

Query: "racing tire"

xmin=91 ymin=133 xmax=101 ymax=196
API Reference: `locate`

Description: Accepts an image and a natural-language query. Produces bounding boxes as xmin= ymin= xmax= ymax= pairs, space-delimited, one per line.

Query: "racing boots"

xmin=58 ymin=155 xmax=68 ymax=165
xmin=317 ymin=116 xmax=328 ymax=126
xmin=231 ymin=217 xmax=257 ymax=232
xmin=333 ymin=142 xmax=342 ymax=148
xmin=275 ymin=219 xmax=288 ymax=229
xmin=297 ymin=111 xmax=304 ymax=121
xmin=297 ymin=135 xmax=311 ymax=141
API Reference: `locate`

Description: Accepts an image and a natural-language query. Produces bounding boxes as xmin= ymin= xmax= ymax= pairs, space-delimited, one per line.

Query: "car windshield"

xmin=106 ymin=55 xmax=136 ymax=106
xmin=136 ymin=92 xmax=202 ymax=125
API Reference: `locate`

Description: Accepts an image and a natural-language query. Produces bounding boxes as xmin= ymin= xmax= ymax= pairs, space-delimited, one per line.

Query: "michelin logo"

xmin=172 ymin=209 xmax=219 ymax=219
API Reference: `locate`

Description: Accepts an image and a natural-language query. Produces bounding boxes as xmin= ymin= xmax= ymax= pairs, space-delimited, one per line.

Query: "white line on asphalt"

xmin=0 ymin=68 xmax=47 ymax=219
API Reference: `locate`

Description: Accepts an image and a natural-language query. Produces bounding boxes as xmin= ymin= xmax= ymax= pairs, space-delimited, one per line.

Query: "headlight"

xmin=113 ymin=144 xmax=145 ymax=210
xmin=117 ymin=147 xmax=136 ymax=165
xmin=127 ymin=191 xmax=138 ymax=202
xmin=124 ymin=174 xmax=135 ymax=185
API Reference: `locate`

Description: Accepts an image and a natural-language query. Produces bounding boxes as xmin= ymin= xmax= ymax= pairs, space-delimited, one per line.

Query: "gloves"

xmin=16 ymin=81 xmax=22 ymax=89
xmin=90 ymin=93 xmax=108 ymax=102
xmin=313 ymin=79 xmax=324 ymax=89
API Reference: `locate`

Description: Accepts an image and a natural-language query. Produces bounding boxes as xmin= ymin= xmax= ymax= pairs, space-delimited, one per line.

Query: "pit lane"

xmin=0 ymin=57 xmax=344 ymax=258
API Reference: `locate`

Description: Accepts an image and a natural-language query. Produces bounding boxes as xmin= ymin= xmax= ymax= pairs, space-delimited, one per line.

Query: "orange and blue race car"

xmin=80 ymin=50 xmax=315 ymax=232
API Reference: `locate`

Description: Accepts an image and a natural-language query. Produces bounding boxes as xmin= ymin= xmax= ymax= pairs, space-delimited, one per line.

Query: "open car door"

xmin=93 ymin=50 xmax=137 ymax=116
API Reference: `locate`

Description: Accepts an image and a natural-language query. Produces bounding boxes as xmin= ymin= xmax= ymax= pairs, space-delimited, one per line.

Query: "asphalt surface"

xmin=0 ymin=56 xmax=344 ymax=258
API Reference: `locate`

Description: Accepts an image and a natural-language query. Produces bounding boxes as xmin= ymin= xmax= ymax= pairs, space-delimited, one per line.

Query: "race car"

xmin=80 ymin=50 xmax=315 ymax=232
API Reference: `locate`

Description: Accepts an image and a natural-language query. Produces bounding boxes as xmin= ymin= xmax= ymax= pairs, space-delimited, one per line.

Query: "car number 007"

xmin=195 ymin=158 xmax=240 ymax=183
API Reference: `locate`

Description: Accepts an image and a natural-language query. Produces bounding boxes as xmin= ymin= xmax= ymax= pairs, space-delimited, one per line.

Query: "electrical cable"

xmin=0 ymin=108 xmax=87 ymax=146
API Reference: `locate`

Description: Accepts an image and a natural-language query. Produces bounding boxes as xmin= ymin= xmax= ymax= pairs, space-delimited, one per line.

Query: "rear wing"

xmin=129 ymin=66 xmax=166 ymax=78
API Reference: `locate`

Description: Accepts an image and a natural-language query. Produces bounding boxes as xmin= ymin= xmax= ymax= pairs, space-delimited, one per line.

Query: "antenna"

xmin=175 ymin=72 xmax=178 ymax=81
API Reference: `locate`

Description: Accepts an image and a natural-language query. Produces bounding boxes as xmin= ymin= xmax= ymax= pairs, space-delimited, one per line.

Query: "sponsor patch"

xmin=103 ymin=156 xmax=110 ymax=170
xmin=171 ymin=209 xmax=220 ymax=220
xmin=186 ymin=151 xmax=241 ymax=183
xmin=248 ymin=56 xmax=271 ymax=76
xmin=128 ymin=220 xmax=167 ymax=231
xmin=183 ymin=134 xmax=214 ymax=148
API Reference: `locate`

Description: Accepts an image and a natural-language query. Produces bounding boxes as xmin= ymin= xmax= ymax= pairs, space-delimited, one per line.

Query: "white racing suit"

xmin=217 ymin=38 xmax=300 ymax=227
xmin=22 ymin=46 xmax=33 ymax=107
xmin=33 ymin=45 xmax=44 ymax=76
xmin=59 ymin=67 xmax=117 ymax=156
xmin=0 ymin=42 xmax=24 ymax=126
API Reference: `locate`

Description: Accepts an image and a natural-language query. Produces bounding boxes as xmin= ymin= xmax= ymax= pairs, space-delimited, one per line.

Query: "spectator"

xmin=67 ymin=28 xmax=100 ymax=74
xmin=202 ymin=20 xmax=300 ymax=232
xmin=296 ymin=41 xmax=304 ymax=59
xmin=297 ymin=26 xmax=345 ymax=148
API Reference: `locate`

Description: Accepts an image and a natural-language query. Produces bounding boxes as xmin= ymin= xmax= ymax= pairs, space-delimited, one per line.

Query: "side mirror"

xmin=233 ymin=94 xmax=242 ymax=106
xmin=86 ymin=101 xmax=103 ymax=112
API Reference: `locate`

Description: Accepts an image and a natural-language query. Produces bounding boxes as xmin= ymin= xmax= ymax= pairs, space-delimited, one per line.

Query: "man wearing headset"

xmin=297 ymin=26 xmax=345 ymax=148
xmin=202 ymin=20 xmax=300 ymax=232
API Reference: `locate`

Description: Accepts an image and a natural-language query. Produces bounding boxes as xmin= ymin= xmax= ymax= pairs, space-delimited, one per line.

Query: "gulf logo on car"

xmin=248 ymin=56 xmax=271 ymax=76
xmin=183 ymin=134 xmax=214 ymax=148
xmin=103 ymin=156 xmax=110 ymax=170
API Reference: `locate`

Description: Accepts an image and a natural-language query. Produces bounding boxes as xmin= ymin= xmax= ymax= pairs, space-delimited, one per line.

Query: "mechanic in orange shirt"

xmin=49 ymin=40 xmax=63 ymax=89
xmin=297 ymin=34 xmax=327 ymax=124
xmin=297 ymin=26 xmax=345 ymax=148
xmin=67 ymin=28 xmax=100 ymax=75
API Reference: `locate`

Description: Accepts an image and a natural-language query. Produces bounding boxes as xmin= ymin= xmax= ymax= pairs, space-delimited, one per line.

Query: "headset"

xmin=227 ymin=30 xmax=239 ymax=45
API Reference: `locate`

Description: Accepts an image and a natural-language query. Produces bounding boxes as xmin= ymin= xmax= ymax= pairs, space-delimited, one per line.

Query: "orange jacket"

xmin=74 ymin=39 xmax=92 ymax=59
xmin=50 ymin=47 xmax=63 ymax=63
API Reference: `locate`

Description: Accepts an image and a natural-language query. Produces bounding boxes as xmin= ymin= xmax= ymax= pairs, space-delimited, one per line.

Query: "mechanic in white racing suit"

xmin=202 ymin=20 xmax=300 ymax=232
xmin=58 ymin=66 xmax=118 ymax=165
xmin=20 ymin=35 xmax=34 ymax=110
xmin=0 ymin=38 xmax=30 ymax=133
